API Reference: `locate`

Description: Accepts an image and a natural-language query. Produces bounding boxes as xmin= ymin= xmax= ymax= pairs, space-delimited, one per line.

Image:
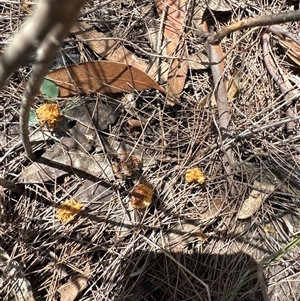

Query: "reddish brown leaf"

xmin=278 ymin=36 xmax=300 ymax=67
xmin=127 ymin=118 xmax=143 ymax=128
xmin=154 ymin=0 xmax=188 ymax=97
xmin=167 ymin=52 xmax=188 ymax=97
xmin=71 ymin=22 xmax=156 ymax=78
xmin=47 ymin=61 xmax=165 ymax=97
xmin=127 ymin=118 xmax=143 ymax=137
xmin=154 ymin=0 xmax=186 ymax=51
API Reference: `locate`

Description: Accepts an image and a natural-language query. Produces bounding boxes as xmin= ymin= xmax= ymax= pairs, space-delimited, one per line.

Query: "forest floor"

xmin=0 ymin=0 xmax=300 ymax=300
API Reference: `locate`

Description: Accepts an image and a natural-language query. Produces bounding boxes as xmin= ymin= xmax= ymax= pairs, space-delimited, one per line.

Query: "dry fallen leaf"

xmin=18 ymin=145 xmax=115 ymax=184
xmin=237 ymin=181 xmax=275 ymax=219
xmin=278 ymin=36 xmax=300 ymax=67
xmin=199 ymin=198 xmax=223 ymax=220
xmin=157 ymin=220 xmax=205 ymax=253
xmin=207 ymin=0 xmax=231 ymax=11
xmin=154 ymin=0 xmax=188 ymax=97
xmin=227 ymin=69 xmax=240 ymax=101
xmin=57 ymin=265 xmax=90 ymax=301
xmin=130 ymin=183 xmax=153 ymax=209
xmin=47 ymin=61 xmax=165 ymax=97
xmin=71 ymin=22 xmax=156 ymax=78
xmin=198 ymin=69 xmax=240 ymax=108
xmin=0 ymin=247 xmax=35 ymax=301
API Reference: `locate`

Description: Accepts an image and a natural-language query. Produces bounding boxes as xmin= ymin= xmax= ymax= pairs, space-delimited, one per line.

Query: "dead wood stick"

xmin=207 ymin=10 xmax=300 ymax=45
xmin=262 ymin=33 xmax=298 ymax=136
xmin=203 ymin=22 xmax=236 ymax=195
xmin=0 ymin=0 xmax=86 ymax=159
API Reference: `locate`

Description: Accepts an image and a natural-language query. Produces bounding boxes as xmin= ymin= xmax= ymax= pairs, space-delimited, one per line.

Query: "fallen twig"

xmin=207 ymin=10 xmax=300 ymax=45
xmin=0 ymin=0 xmax=86 ymax=159
xmin=268 ymin=24 xmax=300 ymax=46
xmin=262 ymin=33 xmax=298 ymax=136
xmin=203 ymin=22 xmax=236 ymax=194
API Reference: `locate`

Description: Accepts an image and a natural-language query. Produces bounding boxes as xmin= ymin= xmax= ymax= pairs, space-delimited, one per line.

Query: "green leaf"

xmin=41 ymin=78 xmax=59 ymax=98
xmin=29 ymin=109 xmax=37 ymax=125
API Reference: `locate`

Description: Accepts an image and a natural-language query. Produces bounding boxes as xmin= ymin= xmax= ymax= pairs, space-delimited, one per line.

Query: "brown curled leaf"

xmin=46 ymin=61 xmax=165 ymax=97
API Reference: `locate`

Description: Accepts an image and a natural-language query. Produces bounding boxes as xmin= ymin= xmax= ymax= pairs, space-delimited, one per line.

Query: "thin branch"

xmin=262 ymin=33 xmax=298 ymax=136
xmin=207 ymin=10 xmax=300 ymax=45
xmin=0 ymin=0 xmax=82 ymax=90
xmin=203 ymin=22 xmax=236 ymax=195
xmin=2 ymin=0 xmax=86 ymax=159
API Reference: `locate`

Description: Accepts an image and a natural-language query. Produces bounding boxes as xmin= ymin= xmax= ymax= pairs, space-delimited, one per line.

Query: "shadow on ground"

xmin=116 ymin=249 xmax=264 ymax=301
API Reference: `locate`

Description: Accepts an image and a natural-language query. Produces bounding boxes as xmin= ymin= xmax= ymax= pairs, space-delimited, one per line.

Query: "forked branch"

xmin=0 ymin=0 xmax=86 ymax=160
xmin=207 ymin=10 xmax=300 ymax=45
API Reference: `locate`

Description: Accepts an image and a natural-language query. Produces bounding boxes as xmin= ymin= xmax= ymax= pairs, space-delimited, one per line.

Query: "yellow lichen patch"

xmin=56 ymin=199 xmax=83 ymax=222
xmin=185 ymin=167 xmax=205 ymax=184
xmin=36 ymin=103 xmax=62 ymax=129
xmin=130 ymin=183 xmax=153 ymax=210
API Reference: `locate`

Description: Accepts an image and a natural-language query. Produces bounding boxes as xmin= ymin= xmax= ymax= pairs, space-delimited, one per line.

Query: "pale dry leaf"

xmin=188 ymin=51 xmax=209 ymax=70
xmin=237 ymin=181 xmax=275 ymax=219
xmin=146 ymin=22 xmax=170 ymax=82
xmin=18 ymin=146 xmax=115 ymax=184
xmin=0 ymin=247 xmax=35 ymax=301
xmin=154 ymin=0 xmax=188 ymax=97
xmin=47 ymin=61 xmax=165 ymax=97
xmin=167 ymin=54 xmax=188 ymax=97
xmin=199 ymin=197 xmax=223 ymax=220
xmin=71 ymin=22 xmax=156 ymax=78
xmin=207 ymin=0 xmax=231 ymax=11
xmin=57 ymin=267 xmax=90 ymax=301
xmin=278 ymin=36 xmax=300 ymax=66
xmin=198 ymin=70 xmax=240 ymax=108
xmin=154 ymin=0 xmax=186 ymax=44
xmin=106 ymin=136 xmax=157 ymax=170
xmin=61 ymin=100 xmax=120 ymax=152
xmin=19 ymin=137 xmax=156 ymax=184
xmin=71 ymin=22 xmax=117 ymax=57
xmin=198 ymin=91 xmax=216 ymax=108
xmin=157 ymin=220 xmax=204 ymax=252
xmin=227 ymin=69 xmax=240 ymax=101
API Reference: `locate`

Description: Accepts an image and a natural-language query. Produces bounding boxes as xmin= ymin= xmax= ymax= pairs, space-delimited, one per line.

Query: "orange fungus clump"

xmin=56 ymin=199 xmax=83 ymax=222
xmin=36 ymin=103 xmax=62 ymax=129
xmin=130 ymin=183 xmax=153 ymax=209
xmin=185 ymin=167 xmax=205 ymax=184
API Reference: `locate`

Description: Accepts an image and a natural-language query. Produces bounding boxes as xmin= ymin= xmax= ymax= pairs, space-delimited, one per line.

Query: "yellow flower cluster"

xmin=130 ymin=183 xmax=153 ymax=210
xmin=185 ymin=167 xmax=205 ymax=184
xmin=56 ymin=199 xmax=83 ymax=222
xmin=36 ymin=103 xmax=62 ymax=129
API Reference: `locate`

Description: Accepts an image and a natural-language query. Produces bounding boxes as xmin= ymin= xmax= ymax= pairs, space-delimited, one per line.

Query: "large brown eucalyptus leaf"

xmin=47 ymin=61 xmax=165 ymax=97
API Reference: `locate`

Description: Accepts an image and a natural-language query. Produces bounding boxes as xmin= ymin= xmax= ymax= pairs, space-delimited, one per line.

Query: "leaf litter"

xmin=46 ymin=61 xmax=165 ymax=97
xmin=1 ymin=1 xmax=300 ymax=300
